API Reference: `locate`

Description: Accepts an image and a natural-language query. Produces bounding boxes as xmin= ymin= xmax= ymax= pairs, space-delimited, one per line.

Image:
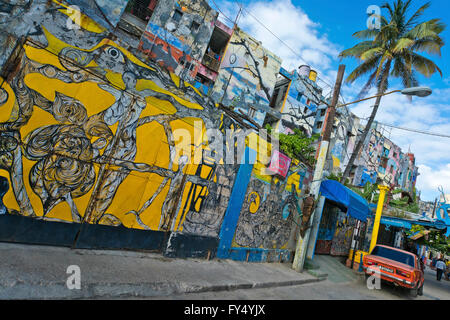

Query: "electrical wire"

xmin=371 ymin=121 xmax=450 ymax=139
xmin=233 ymin=1 xmax=334 ymax=90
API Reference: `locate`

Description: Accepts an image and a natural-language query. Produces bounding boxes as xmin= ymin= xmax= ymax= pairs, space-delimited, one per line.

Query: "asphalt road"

xmin=150 ymin=265 xmax=449 ymax=300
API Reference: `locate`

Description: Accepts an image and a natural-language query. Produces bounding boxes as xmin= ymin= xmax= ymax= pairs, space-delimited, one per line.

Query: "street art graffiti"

xmin=329 ymin=106 xmax=358 ymax=172
xmin=353 ymin=127 xmax=417 ymax=192
xmin=330 ymin=213 xmax=357 ymax=256
xmin=278 ymin=70 xmax=319 ymax=137
xmin=233 ymin=160 xmax=308 ymax=250
xmin=64 ymin=0 xmax=130 ymax=29
xmin=0 ymin=177 xmax=8 ymax=215
xmin=0 ymin=1 xmax=243 ymax=238
xmin=138 ymin=0 xmax=218 ymax=82
xmin=210 ymin=27 xmax=282 ymax=126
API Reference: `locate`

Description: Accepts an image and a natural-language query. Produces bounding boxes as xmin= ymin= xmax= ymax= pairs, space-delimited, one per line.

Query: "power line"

xmin=209 ymin=0 xmax=237 ymax=25
xmin=234 ymin=1 xmax=334 ymax=90
xmin=364 ymin=119 xmax=450 ymax=139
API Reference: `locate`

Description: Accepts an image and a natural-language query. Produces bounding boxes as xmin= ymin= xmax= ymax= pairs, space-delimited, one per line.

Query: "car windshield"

xmin=371 ymin=246 xmax=415 ymax=267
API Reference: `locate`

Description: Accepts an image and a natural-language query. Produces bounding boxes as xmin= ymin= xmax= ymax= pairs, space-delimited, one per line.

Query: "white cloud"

xmin=416 ymin=164 xmax=450 ymax=201
xmin=347 ymin=86 xmax=450 ymax=201
xmin=213 ymin=0 xmax=340 ymax=82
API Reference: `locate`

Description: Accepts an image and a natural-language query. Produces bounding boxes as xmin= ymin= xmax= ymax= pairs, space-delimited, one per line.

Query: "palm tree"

xmin=339 ymin=0 xmax=445 ymax=184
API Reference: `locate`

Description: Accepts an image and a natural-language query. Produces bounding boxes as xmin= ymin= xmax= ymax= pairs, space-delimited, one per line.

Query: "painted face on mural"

xmin=95 ymin=46 xmax=126 ymax=73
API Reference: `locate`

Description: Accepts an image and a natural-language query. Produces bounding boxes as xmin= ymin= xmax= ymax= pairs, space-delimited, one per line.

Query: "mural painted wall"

xmin=353 ymin=126 xmax=418 ymax=193
xmin=0 ymin=1 xmax=244 ymax=240
xmin=138 ymin=0 xmax=218 ymax=83
xmin=277 ymin=69 xmax=320 ymax=137
xmin=65 ymin=0 xmax=130 ymax=29
xmin=328 ymin=106 xmax=359 ymax=173
xmin=232 ymin=153 xmax=310 ymax=253
xmin=210 ymin=27 xmax=282 ymax=127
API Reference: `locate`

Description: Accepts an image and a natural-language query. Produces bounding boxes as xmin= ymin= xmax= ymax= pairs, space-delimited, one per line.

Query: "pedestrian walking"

xmin=435 ymin=258 xmax=446 ymax=281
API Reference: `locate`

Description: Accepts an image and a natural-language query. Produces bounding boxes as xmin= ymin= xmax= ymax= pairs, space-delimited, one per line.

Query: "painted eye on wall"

xmin=107 ymin=47 xmax=119 ymax=58
xmin=229 ymin=54 xmax=237 ymax=64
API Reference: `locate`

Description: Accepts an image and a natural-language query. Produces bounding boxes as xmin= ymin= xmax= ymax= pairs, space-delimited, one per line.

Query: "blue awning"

xmin=319 ymin=180 xmax=370 ymax=222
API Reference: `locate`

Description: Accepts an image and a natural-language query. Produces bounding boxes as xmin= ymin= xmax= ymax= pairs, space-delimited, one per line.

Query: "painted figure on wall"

xmin=233 ymin=162 xmax=308 ymax=249
xmin=0 ymin=1 xmax=242 ymax=238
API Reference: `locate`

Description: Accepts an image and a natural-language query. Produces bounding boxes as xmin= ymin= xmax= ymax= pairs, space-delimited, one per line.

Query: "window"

xmin=172 ymin=9 xmax=183 ymax=22
xmin=320 ymin=109 xmax=326 ymax=117
xmin=190 ymin=21 xmax=200 ymax=32
xmin=123 ymin=0 xmax=157 ymax=23
xmin=296 ymin=93 xmax=303 ymax=101
xmin=316 ymin=121 xmax=323 ymax=129
xmin=371 ymin=246 xmax=415 ymax=267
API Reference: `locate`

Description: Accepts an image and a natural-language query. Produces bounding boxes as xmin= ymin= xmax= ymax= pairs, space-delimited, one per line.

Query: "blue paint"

xmin=227 ymin=247 xmax=291 ymax=263
xmin=0 ymin=176 xmax=8 ymax=215
xmin=217 ymin=147 xmax=256 ymax=259
xmin=66 ymin=0 xmax=129 ymax=29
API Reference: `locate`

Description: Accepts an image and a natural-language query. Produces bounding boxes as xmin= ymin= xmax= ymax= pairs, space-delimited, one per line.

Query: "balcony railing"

xmin=202 ymin=53 xmax=221 ymax=72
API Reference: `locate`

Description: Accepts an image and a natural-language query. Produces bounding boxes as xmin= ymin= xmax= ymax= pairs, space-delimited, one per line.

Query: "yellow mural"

xmin=0 ymin=3 xmax=226 ymax=235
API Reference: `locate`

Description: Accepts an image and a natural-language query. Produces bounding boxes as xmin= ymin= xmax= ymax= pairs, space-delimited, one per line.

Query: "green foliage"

xmin=339 ymin=0 xmax=445 ymax=91
xmin=265 ymin=125 xmax=318 ymax=167
xmin=348 ymin=182 xmax=379 ymax=203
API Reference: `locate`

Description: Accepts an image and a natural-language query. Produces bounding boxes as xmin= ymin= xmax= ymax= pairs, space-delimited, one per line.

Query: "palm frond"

xmin=411 ymin=52 xmax=443 ymax=77
xmin=345 ymin=54 xmax=382 ymax=84
xmin=405 ymin=1 xmax=431 ymax=30
xmin=338 ymin=41 xmax=379 ymax=59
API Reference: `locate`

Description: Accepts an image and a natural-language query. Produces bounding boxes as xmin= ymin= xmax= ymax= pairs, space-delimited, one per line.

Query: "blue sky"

xmin=213 ymin=0 xmax=450 ymax=201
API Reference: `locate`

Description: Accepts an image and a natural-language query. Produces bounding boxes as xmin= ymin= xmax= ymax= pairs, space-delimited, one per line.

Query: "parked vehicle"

xmin=363 ymin=245 xmax=424 ymax=297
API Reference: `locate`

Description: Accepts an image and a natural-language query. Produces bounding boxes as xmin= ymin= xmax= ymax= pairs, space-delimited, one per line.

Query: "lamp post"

xmin=292 ymin=64 xmax=346 ymax=273
xmin=295 ymin=85 xmax=433 ymax=272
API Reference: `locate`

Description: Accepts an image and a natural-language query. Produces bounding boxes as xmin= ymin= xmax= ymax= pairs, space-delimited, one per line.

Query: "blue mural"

xmin=0 ymin=176 xmax=8 ymax=215
xmin=65 ymin=0 xmax=130 ymax=29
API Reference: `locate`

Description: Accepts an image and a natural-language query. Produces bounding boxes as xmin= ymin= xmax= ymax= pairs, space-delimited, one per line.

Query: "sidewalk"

xmin=304 ymin=254 xmax=365 ymax=285
xmin=0 ymin=242 xmax=325 ymax=299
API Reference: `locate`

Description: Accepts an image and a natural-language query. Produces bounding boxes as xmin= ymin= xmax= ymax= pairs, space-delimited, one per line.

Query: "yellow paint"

xmin=249 ymin=192 xmax=260 ymax=213
xmin=0 ymin=5 xmax=290 ymax=237
xmin=369 ymin=185 xmax=390 ymax=253
xmin=53 ymin=0 xmax=106 ymax=34
xmin=0 ymin=78 xmax=17 ymax=123
xmin=332 ymin=155 xmax=340 ymax=168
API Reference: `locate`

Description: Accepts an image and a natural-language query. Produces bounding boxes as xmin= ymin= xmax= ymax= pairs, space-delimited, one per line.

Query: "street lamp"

xmin=401 ymin=86 xmax=432 ymax=97
xmin=295 ymin=83 xmax=433 ymax=272
xmin=333 ymin=86 xmax=433 ymax=108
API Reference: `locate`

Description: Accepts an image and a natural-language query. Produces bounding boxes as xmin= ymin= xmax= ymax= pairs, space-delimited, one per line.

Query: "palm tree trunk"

xmin=341 ymin=63 xmax=391 ymax=185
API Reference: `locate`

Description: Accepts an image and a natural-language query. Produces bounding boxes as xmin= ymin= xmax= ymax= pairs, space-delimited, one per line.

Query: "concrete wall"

xmin=0 ymin=1 xmax=309 ymax=261
xmin=0 ymin=1 xmax=235 ymax=256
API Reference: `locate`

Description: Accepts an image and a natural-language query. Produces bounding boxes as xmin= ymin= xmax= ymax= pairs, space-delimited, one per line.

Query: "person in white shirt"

xmin=436 ymin=258 xmax=446 ymax=281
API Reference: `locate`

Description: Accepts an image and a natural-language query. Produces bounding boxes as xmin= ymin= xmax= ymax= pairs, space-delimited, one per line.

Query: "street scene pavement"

xmin=0 ymin=242 xmax=448 ymax=300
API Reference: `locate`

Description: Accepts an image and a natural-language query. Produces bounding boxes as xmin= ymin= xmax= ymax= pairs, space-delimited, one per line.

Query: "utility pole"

xmin=292 ymin=64 xmax=345 ymax=272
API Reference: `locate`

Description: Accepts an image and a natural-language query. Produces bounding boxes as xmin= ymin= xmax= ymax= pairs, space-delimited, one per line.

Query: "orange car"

xmin=363 ymin=245 xmax=424 ymax=297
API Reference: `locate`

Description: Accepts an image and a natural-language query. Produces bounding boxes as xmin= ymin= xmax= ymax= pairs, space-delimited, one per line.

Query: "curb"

xmin=186 ymin=277 xmax=326 ymax=295
xmin=0 ymin=277 xmax=326 ymax=299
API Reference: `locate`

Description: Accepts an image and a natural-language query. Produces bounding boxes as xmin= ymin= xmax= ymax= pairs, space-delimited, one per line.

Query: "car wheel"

xmin=409 ymin=285 xmax=418 ymax=298
xmin=418 ymin=283 xmax=424 ymax=296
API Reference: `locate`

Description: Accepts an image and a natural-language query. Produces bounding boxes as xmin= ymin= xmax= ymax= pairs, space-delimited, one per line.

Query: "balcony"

xmin=202 ymin=53 xmax=221 ymax=72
